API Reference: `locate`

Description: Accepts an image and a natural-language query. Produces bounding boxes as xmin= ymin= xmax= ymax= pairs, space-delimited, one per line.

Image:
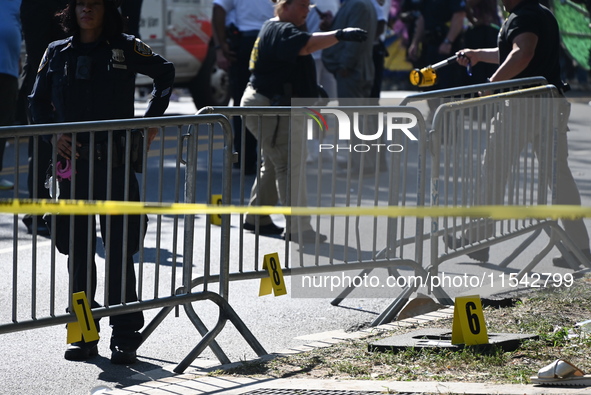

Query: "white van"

xmin=137 ymin=0 xmax=230 ymax=108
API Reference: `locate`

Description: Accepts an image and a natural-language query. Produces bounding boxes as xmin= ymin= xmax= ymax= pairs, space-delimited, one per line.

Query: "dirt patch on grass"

xmin=211 ymin=275 xmax=591 ymax=385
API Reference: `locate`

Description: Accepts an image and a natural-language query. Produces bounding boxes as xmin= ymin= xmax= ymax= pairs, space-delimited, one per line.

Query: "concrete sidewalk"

xmin=110 ymin=307 xmax=591 ymax=395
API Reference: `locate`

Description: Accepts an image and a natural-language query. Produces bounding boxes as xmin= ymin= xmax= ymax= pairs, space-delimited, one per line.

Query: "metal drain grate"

xmin=240 ymin=390 xmax=416 ymax=395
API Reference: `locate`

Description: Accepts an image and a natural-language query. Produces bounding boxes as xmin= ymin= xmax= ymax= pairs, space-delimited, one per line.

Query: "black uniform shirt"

xmin=249 ymin=19 xmax=315 ymax=99
xmin=29 ymin=33 xmax=175 ymax=141
xmin=498 ymin=0 xmax=562 ymax=88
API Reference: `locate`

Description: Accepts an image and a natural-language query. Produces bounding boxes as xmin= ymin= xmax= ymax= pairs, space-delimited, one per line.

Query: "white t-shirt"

xmin=213 ymin=0 xmax=274 ymax=32
xmin=373 ymin=0 xmax=387 ymax=23
xmin=373 ymin=0 xmax=392 ymax=41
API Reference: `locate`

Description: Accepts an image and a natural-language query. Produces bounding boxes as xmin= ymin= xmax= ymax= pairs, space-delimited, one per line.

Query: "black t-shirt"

xmin=249 ymin=19 xmax=317 ymax=99
xmin=498 ymin=0 xmax=562 ymax=88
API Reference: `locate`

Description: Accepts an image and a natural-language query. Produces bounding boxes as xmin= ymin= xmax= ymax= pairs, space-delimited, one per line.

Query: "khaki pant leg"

xmin=241 ymin=86 xmax=279 ymax=226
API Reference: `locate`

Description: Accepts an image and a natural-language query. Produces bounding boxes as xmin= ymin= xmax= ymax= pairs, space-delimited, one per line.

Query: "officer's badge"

xmin=112 ymin=48 xmax=125 ymax=62
xmin=134 ymin=39 xmax=153 ymax=57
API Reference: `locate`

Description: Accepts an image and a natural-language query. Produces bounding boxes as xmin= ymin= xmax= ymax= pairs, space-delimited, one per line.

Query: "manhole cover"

xmin=369 ymin=328 xmax=538 ymax=353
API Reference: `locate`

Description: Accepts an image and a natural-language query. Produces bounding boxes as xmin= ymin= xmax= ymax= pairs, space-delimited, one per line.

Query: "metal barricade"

xmin=0 ymin=106 xmax=432 ymax=374
xmin=399 ymin=77 xmax=549 ymax=107
xmin=189 ymin=106 xmax=432 ymax=334
xmin=3 ymin=84 xmax=585 ymax=375
xmin=0 ymin=114 xmax=266 ymax=373
xmin=427 ymin=85 xmax=591 ymax=300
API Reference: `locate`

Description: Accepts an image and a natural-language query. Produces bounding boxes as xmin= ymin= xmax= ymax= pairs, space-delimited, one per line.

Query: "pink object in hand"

xmin=56 ymin=159 xmax=72 ymax=181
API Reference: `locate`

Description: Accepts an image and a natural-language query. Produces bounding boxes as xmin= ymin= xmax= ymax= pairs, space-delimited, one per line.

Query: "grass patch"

xmin=213 ymin=275 xmax=591 ymax=384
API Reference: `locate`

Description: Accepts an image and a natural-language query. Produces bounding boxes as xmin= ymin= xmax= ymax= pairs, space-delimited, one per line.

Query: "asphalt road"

xmin=0 ymin=90 xmax=589 ymax=395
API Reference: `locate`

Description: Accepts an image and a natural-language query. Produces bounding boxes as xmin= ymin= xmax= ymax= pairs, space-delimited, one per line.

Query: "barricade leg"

xmin=174 ymin=292 xmax=267 ymax=373
xmin=371 ymin=282 xmax=418 ymax=326
xmin=498 ymin=228 xmax=543 ymax=268
xmin=330 ymin=268 xmax=373 ymax=306
xmin=140 ymin=304 xmax=231 ymax=365
xmin=544 ymin=224 xmax=591 ymax=270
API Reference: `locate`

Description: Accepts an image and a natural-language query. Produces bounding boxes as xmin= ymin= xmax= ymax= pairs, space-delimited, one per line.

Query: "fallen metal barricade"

xmin=427 ymin=85 xmax=591 ymax=299
xmin=0 ymin=114 xmax=266 ymax=372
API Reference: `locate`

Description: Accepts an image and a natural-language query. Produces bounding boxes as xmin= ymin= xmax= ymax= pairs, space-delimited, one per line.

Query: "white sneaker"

xmin=0 ymin=179 xmax=14 ymax=190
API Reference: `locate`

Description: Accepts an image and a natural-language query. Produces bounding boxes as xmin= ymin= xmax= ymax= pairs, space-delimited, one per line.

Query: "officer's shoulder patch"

xmin=134 ymin=38 xmax=153 ymax=56
xmin=38 ymin=48 xmax=50 ymax=73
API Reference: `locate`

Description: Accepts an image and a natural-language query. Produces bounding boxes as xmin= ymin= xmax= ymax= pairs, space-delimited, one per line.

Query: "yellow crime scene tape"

xmin=2 ymin=199 xmax=591 ymax=220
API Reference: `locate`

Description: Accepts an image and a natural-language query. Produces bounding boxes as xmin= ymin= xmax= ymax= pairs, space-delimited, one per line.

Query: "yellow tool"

xmin=410 ymin=54 xmax=470 ymax=87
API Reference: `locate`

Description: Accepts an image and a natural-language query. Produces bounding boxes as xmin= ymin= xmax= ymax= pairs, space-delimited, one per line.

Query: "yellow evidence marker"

xmin=67 ymin=291 xmax=99 ymax=344
xmin=451 ymin=295 xmax=488 ymax=346
xmin=259 ymin=252 xmax=287 ymax=297
xmin=211 ymin=194 xmax=222 ymax=226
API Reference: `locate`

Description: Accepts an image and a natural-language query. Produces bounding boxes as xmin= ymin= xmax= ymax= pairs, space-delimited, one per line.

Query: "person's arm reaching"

xmin=456 ymin=33 xmax=537 ymax=82
xmin=456 ymin=47 xmax=500 ymax=67
xmin=299 ymin=28 xmax=368 ymax=55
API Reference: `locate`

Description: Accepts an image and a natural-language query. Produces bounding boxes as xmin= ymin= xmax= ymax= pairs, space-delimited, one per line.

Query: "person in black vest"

xmin=241 ymin=0 xmax=367 ymax=243
xmin=29 ymin=0 xmax=174 ymax=364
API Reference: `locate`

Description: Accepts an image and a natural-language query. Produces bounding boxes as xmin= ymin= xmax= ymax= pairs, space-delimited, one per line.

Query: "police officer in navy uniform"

xmin=29 ymin=0 xmax=174 ymax=364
